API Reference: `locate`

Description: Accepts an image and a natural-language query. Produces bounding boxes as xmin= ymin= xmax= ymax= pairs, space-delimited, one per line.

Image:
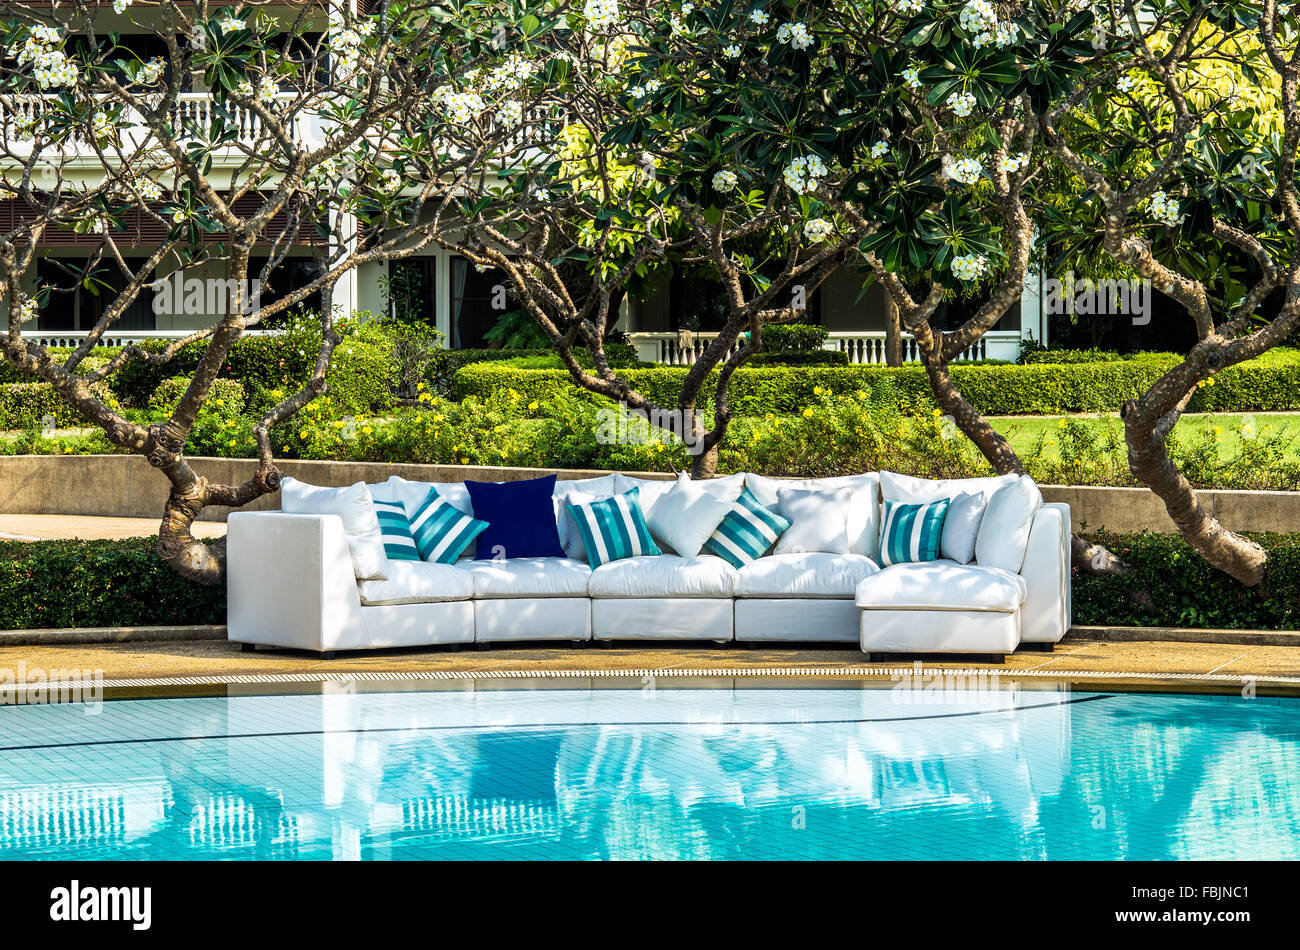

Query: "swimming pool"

xmin=0 ymin=682 xmax=1296 ymax=860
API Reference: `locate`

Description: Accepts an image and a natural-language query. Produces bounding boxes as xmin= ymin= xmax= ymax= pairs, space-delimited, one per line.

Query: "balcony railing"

xmin=627 ymin=330 xmax=1025 ymax=366
xmin=0 ymin=92 xmax=315 ymax=156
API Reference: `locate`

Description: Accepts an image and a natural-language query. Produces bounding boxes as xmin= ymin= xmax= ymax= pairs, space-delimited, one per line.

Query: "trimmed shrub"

xmin=1022 ymin=347 xmax=1127 ymax=364
xmin=427 ymin=343 xmax=641 ymax=393
xmin=0 ymin=537 xmax=226 ymax=630
xmin=759 ymin=322 xmax=829 ymax=352
xmin=451 ymin=350 xmax=1300 ymax=416
xmin=1074 ymin=531 xmax=1300 ymax=630
xmin=747 ymin=351 xmax=849 ymax=367
xmin=0 ymin=380 xmax=119 ymax=430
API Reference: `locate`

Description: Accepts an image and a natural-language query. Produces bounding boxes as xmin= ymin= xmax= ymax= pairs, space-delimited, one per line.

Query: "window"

xmin=248 ymin=257 xmax=324 ymax=325
xmin=36 ymin=257 xmax=155 ymax=332
xmin=668 ymin=269 xmax=821 ymax=332
xmin=387 ymin=258 xmax=436 ymax=326
xmin=449 ymin=256 xmax=510 ymax=348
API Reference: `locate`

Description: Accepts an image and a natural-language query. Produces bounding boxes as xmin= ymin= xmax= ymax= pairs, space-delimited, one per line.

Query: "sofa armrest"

xmin=226 ymin=511 xmax=364 ymax=652
xmin=1019 ymin=503 xmax=1071 ymax=643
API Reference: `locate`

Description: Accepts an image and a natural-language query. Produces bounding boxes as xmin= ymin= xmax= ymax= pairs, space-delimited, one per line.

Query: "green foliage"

xmin=1074 ymin=531 xmax=1300 ymax=630
xmin=760 ymin=323 xmax=829 ymax=353
xmin=0 ymin=537 xmax=225 ymax=630
xmin=427 ymin=343 xmax=641 ymax=394
xmin=746 ymin=351 xmax=849 ymax=367
xmin=1021 ymin=348 xmax=1127 ymax=364
xmin=145 ymin=377 xmax=253 ymax=458
xmin=0 ymin=381 xmax=119 ymax=430
xmin=483 ymin=310 xmax=552 ymax=349
xmin=450 ymin=350 xmax=1300 ymax=416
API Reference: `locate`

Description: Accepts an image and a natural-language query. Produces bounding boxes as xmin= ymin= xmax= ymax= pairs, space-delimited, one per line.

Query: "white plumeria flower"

xmin=870 ymin=140 xmax=890 ymax=159
xmin=140 ymin=57 xmax=166 ymax=84
xmin=235 ymin=79 xmax=254 ymax=97
xmin=724 ymin=43 xmax=742 ymax=59
xmin=90 ymin=111 xmax=113 ymax=139
xmin=257 ymin=75 xmax=278 ymax=100
xmin=218 ymin=16 xmax=245 ymax=32
xmin=999 ymin=153 xmax=1030 ymax=173
xmin=1117 ymin=73 xmax=1136 ymax=93
xmin=896 ymin=0 xmax=925 ymax=14
xmin=584 ymin=0 xmax=621 ymax=31
xmin=630 ymin=78 xmax=662 ymax=100
xmin=495 ymin=100 xmax=524 ymax=128
xmin=1149 ymin=190 xmax=1185 ymax=227
xmin=749 ymin=9 xmax=770 ymax=25
xmin=958 ymin=0 xmax=996 ymax=35
xmin=902 ymin=66 xmax=921 ymax=89
xmin=803 ymin=218 xmax=834 ymax=243
xmin=681 ymin=2 xmax=695 ymax=14
xmin=947 ymin=90 xmax=977 ymax=117
xmin=381 ymin=168 xmax=403 ymax=193
xmin=942 ymin=155 xmax=983 ymax=185
xmin=442 ymin=90 xmax=486 ymax=123
xmin=783 ymin=154 xmax=829 ymax=195
xmin=172 ymin=209 xmax=187 ymax=223
xmin=712 ymin=169 xmax=738 ymax=193
xmin=113 ymin=0 xmax=133 ymax=13
xmin=137 ymin=179 xmax=162 ymax=201
xmin=776 ymin=22 xmax=814 ymax=50
xmin=17 ymin=295 xmax=39 ymax=324
xmin=951 ymin=253 xmax=988 ymax=281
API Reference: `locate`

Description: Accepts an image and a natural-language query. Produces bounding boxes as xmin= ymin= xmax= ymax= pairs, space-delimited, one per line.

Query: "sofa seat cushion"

xmin=855 ymin=561 xmax=1026 ymax=612
xmin=458 ymin=557 xmax=593 ymax=598
xmin=737 ymin=552 xmax=879 ymax=598
xmin=357 ymin=560 xmax=476 ymax=606
xmin=589 ymin=555 xmax=738 ymax=598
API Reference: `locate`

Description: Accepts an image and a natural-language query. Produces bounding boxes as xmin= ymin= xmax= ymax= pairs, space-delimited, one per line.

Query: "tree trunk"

xmin=884 ymin=295 xmax=902 ymax=366
xmin=1123 ymin=399 xmax=1267 ymax=586
xmin=691 ymin=444 xmax=720 ymax=479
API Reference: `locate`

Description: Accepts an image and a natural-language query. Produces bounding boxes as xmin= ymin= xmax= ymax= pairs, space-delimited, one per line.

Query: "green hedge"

xmin=428 ymin=343 xmax=641 ymax=393
xmin=1074 ymin=531 xmax=1300 ymax=629
xmin=0 ymin=537 xmax=225 ymax=630
xmin=0 ymin=381 xmax=118 ymax=429
xmin=451 ymin=349 xmax=1300 ymax=415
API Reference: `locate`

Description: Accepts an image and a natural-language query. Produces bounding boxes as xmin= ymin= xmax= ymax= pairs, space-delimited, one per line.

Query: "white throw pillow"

xmin=745 ymin=472 xmax=881 ymax=560
xmin=773 ymin=486 xmax=852 ymax=555
xmin=647 ymin=474 xmax=740 ymax=557
xmin=940 ymin=491 xmax=989 ymax=565
xmin=280 ymin=478 xmax=389 ymax=580
xmin=879 ymin=470 xmax=1019 ymax=505
xmin=974 ymin=476 xmax=1044 ymax=573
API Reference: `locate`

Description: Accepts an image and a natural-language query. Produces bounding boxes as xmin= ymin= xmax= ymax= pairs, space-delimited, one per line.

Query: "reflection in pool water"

xmin=0 ymin=684 xmax=1296 ymax=860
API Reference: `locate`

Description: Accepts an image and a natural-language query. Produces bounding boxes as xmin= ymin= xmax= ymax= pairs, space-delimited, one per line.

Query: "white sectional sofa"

xmin=226 ymin=470 xmax=1070 ymax=658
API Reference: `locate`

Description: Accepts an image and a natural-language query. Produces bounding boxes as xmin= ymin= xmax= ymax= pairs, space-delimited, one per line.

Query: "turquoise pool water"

xmin=0 ymin=683 xmax=1296 ymax=860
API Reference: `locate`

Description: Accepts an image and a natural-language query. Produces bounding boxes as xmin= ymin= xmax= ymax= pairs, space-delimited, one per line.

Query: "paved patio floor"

xmin=0 ymin=514 xmax=226 ymax=542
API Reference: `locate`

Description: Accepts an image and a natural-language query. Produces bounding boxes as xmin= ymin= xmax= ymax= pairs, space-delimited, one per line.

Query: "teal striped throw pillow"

xmin=408 ymin=487 xmax=490 ymax=564
xmin=373 ymin=499 xmax=420 ymax=561
xmin=566 ymin=488 xmax=661 ymax=568
xmin=703 ymin=487 xmax=791 ymax=568
xmin=879 ymin=498 xmax=951 ymax=566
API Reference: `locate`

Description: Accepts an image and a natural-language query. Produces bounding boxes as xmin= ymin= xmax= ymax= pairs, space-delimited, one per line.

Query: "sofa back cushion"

xmin=745 ymin=472 xmax=881 ymax=560
xmin=974 ymin=476 xmax=1044 ymax=573
xmin=613 ymin=474 xmax=677 ymax=513
xmin=465 ymin=474 xmax=566 ymax=559
xmin=879 ymin=498 xmax=950 ymax=566
xmin=702 ymin=487 xmax=791 ymax=568
xmin=773 ymin=486 xmax=852 ymax=555
xmin=566 ymin=487 xmax=662 ymax=568
xmin=408 ymin=487 xmax=491 ymax=564
xmin=879 ymin=471 xmax=1019 ymax=505
xmin=280 ymin=478 xmax=389 ymax=580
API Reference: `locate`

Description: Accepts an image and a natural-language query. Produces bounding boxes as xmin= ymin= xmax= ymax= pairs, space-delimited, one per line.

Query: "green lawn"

xmin=993 ymin=412 xmax=1300 ymax=465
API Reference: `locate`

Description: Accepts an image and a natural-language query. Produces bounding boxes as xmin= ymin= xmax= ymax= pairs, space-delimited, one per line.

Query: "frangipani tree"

xmin=0 ymin=1 xmax=451 ymax=582
xmin=1038 ymin=0 xmax=1300 ymax=585
xmin=385 ymin=0 xmax=867 ymax=477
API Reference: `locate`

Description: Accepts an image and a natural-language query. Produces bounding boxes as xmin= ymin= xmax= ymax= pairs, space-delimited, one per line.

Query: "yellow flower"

xmin=813 ymin=386 xmax=823 ymax=396
xmin=802 ymin=407 xmax=815 ymax=418
xmin=362 ymin=426 xmax=373 ymax=435
xmin=1214 ymin=426 xmax=1223 ymax=436
xmin=1058 ymin=419 xmax=1066 ymax=428
xmin=228 ymin=439 xmax=236 ymax=447
xmin=417 ymin=382 xmax=426 ymax=391
xmin=931 ymin=408 xmax=942 ymax=417
xmin=528 ymin=401 xmax=538 ymax=411
xmin=299 ymin=430 xmax=308 ymax=439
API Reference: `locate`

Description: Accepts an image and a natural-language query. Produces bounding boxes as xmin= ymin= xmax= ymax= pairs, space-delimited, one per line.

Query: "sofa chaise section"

xmin=227 ymin=511 xmax=475 ymax=654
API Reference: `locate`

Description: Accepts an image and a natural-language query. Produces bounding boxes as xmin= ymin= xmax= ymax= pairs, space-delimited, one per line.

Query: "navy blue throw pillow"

xmin=465 ymin=474 xmax=566 ymax=559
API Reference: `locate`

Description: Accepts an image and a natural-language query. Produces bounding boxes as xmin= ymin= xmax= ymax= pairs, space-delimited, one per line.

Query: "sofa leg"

xmin=1026 ymin=642 xmax=1054 ymax=653
xmin=861 ymin=652 xmax=872 ymax=662
xmin=448 ymin=643 xmax=461 ymax=652
xmin=476 ymin=642 xmax=491 ymax=652
xmin=571 ymin=639 xmax=589 ymax=648
xmin=596 ymin=639 xmax=613 ymax=649
xmin=239 ymin=642 xmax=257 ymax=653
xmin=980 ymin=654 xmax=1006 ymax=665
xmin=319 ymin=651 xmax=336 ymax=660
